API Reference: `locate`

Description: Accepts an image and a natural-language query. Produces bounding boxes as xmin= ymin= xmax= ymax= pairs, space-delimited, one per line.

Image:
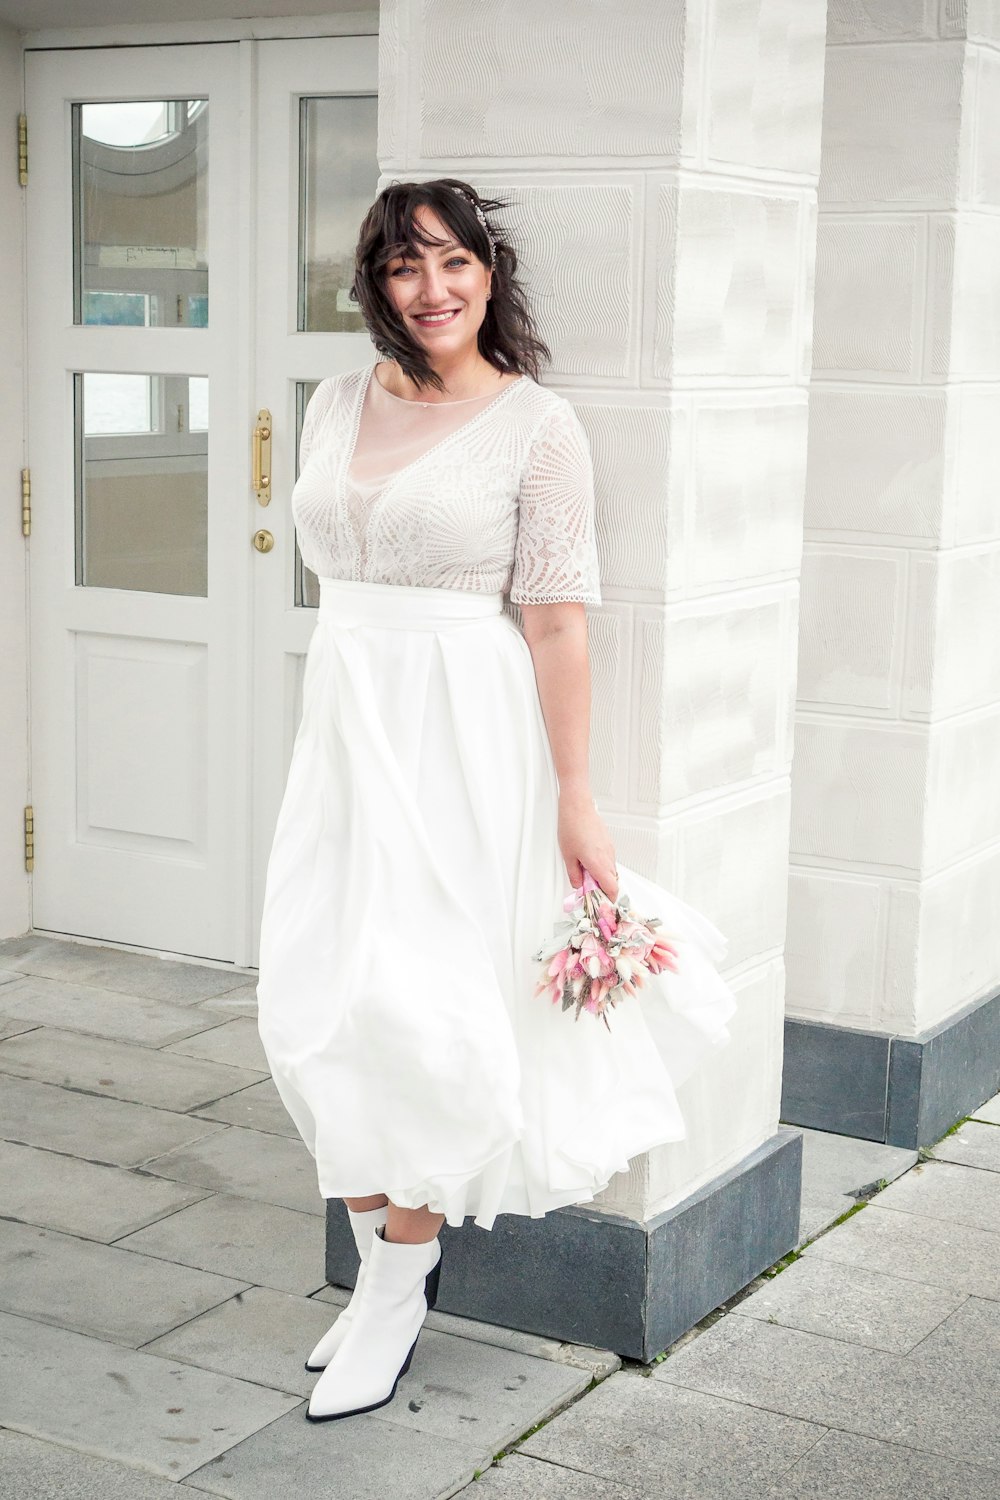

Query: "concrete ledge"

xmin=324 ymin=1126 xmax=803 ymax=1362
xmin=781 ymin=986 xmax=1000 ymax=1148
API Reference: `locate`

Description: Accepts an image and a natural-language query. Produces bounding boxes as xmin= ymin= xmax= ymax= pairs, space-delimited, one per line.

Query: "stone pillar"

xmin=784 ymin=0 xmax=1000 ymax=1147
xmin=325 ymin=0 xmax=828 ymax=1360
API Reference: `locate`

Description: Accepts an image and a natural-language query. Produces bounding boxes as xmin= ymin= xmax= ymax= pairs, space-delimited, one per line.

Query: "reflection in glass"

xmin=298 ymin=95 xmax=378 ymax=333
xmin=75 ymin=371 xmax=208 ymax=597
xmin=295 ymin=380 xmax=323 ymax=609
xmin=73 ymin=99 xmax=208 ymax=327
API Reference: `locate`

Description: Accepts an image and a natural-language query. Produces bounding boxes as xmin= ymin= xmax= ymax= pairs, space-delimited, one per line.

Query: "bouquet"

xmin=532 ymin=867 xmax=681 ymax=1031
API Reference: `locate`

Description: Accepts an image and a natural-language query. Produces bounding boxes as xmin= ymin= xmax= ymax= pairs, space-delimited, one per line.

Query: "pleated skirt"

xmin=256 ymin=576 xmax=737 ymax=1231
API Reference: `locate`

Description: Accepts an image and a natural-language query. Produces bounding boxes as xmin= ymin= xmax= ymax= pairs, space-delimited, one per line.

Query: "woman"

xmin=256 ymin=177 xmax=737 ymax=1424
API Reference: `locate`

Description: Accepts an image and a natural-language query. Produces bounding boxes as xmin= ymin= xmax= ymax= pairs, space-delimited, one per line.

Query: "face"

xmin=383 ymin=204 xmax=492 ymax=355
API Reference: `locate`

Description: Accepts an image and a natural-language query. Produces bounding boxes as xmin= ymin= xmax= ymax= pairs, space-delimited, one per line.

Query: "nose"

xmin=418 ymin=261 xmax=451 ymax=304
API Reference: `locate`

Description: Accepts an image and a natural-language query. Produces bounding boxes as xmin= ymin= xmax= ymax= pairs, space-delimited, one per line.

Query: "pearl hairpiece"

xmin=450 ymin=186 xmax=497 ymax=267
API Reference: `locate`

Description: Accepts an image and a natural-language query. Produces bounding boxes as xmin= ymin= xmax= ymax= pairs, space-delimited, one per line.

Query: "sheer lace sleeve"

xmin=509 ymin=399 xmax=602 ymax=606
xmin=298 ymin=377 xmax=338 ymax=471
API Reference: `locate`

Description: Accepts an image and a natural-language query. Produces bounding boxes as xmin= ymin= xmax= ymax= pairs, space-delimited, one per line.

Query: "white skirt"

xmin=256 ymin=576 xmax=737 ymax=1231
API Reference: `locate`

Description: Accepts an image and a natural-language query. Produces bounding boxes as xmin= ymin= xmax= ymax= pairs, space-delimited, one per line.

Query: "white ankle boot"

xmin=305 ymin=1203 xmax=389 ymax=1372
xmin=306 ymin=1224 xmax=442 ymax=1422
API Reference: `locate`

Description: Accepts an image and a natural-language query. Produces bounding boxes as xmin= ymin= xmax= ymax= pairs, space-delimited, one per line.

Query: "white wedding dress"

xmin=256 ymin=362 xmax=737 ymax=1231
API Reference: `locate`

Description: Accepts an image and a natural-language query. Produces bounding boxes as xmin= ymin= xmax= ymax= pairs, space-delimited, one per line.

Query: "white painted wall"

xmin=380 ymin=0 xmax=827 ymax=1220
xmin=0 ymin=21 xmax=29 ymax=941
xmin=788 ymin=0 xmax=1000 ymax=1038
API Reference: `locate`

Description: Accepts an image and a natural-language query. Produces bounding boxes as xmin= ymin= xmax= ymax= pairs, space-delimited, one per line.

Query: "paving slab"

xmin=183 ymin=1403 xmax=487 ymax=1500
xmin=0 ymin=1309 xmax=299 ymax=1481
xmin=0 ymin=933 xmax=253 ymax=1006
xmin=0 ymin=1026 xmax=263 ymax=1112
xmin=794 ymin=1127 xmax=917 ymax=1245
xmin=972 ymin=1091 xmax=1000 ymax=1125
xmin=0 ymin=1073 xmax=227 ymax=1166
xmin=197 ymin=983 xmax=259 ymax=1015
xmin=732 ymin=1252 xmax=966 ymax=1353
xmin=654 ymin=1309 xmax=1000 ymax=1468
xmin=803 ymin=1200 xmax=1000 ymax=1301
xmin=874 ymin=1158 xmax=1000 ymax=1233
xmin=0 ymin=1017 xmax=36 ymax=1040
xmin=0 ymin=1218 xmax=249 ymax=1347
xmin=0 ymin=974 xmax=224 ymax=1047
xmin=466 ymin=1453 xmax=641 ymax=1498
xmin=191 ymin=1077 xmax=298 ymax=1138
xmin=768 ymin=1428 xmax=1000 ymax=1500
xmin=163 ymin=1017 xmax=270 ymax=1073
xmin=0 ymin=1138 xmax=209 ymax=1242
xmin=0 ymin=1427 xmax=209 ymax=1500
xmin=0 ymin=966 xmax=24 ymax=986
xmin=517 ymin=1369 xmax=825 ymax=1499
xmin=115 ymin=1192 xmax=327 ymax=1294
xmin=930 ymin=1119 xmax=1000 ymax=1173
xmin=143 ymin=1284 xmax=344 ymax=1397
xmin=142 ymin=1123 xmax=323 ymax=1216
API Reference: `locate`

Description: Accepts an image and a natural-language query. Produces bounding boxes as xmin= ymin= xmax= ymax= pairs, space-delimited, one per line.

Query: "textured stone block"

xmin=904 ymin=548 xmax=1000 ymax=718
xmin=575 ymin=401 xmax=681 ymax=596
xmin=796 ymin=548 xmax=903 ymax=710
xmin=784 ymin=870 xmax=885 ymax=1028
xmin=804 ymin=388 xmax=946 ymax=541
xmin=417 ymin=2 xmax=684 ymax=162
xmin=925 ymin=708 xmax=1000 ymax=872
xmin=781 ymin=1016 xmax=891 ymax=1138
xmin=690 ymin=399 xmax=806 ymax=591
xmin=888 ymin=985 xmax=1000 ymax=1141
xmin=827 ymin=0 xmax=938 ymax=43
xmin=672 ymin=187 xmax=801 ymax=377
xmin=587 ymin=603 xmax=630 ymax=807
xmin=789 ymin=721 xmax=928 ymax=870
xmin=951 ymin=389 xmax=1000 ymax=543
xmin=706 ymin=0 xmax=827 ymax=176
xmin=677 ymin=785 xmax=791 ymax=969
xmin=931 ymin=213 xmax=1000 ymax=378
xmin=820 ymin=43 xmax=964 ymax=206
xmin=812 ymin=216 xmax=921 ymax=378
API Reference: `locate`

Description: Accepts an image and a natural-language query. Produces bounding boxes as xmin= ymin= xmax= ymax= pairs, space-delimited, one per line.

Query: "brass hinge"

xmin=17 ymin=114 xmax=27 ymax=186
xmin=21 ymin=468 xmax=30 ymax=536
xmin=24 ymin=806 xmax=34 ymax=872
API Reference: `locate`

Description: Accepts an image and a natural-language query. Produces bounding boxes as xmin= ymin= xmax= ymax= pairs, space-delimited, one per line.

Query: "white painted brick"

xmin=925 ymin=213 xmax=956 ymax=381
xmin=925 ymin=707 xmax=1000 ymax=871
xmin=672 ymin=187 xmax=801 ymax=378
xmin=678 ymin=785 xmax=792 ymax=967
xmin=944 ymin=0 xmax=1000 ymax=42
xmin=376 ymin=0 xmax=402 ymax=167
xmin=790 ymin=721 xmax=929 ymax=869
xmin=417 ymin=0 xmax=684 ymax=162
xmin=650 ymin=180 xmax=679 ymax=383
xmin=796 ymin=549 xmax=904 ymax=711
xmin=970 ymin=46 xmax=1000 ymax=207
xmin=630 ymin=608 xmax=668 ymax=810
xmin=645 ymin=963 xmax=783 ymax=1215
xmin=904 ymin=547 xmax=1000 ymax=717
xmin=575 ymin=403 xmax=683 ymax=597
xmin=879 ymin=883 xmax=920 ymax=1032
xmin=690 ymin=400 xmax=806 ymax=591
xmin=784 ymin=868 xmax=885 ymax=1026
xmin=827 ymin=0 xmax=938 ymax=43
xmin=587 ymin=602 xmax=631 ymax=810
xmin=706 ymin=0 xmax=828 ymax=176
xmin=913 ymin=846 xmax=1000 ymax=1031
xmin=661 ymin=599 xmax=787 ymax=801
xmin=819 ymin=43 xmax=964 ymax=207
xmin=801 ymin=194 xmax=819 ymax=382
xmin=949 ymin=388 xmax=1000 ymax=544
xmin=804 ymin=389 xmax=946 ymax=541
xmin=812 ymin=216 xmax=922 ymax=378
xmin=481 ymin=182 xmax=637 ymax=381
xmin=900 ymin=553 xmax=937 ymax=718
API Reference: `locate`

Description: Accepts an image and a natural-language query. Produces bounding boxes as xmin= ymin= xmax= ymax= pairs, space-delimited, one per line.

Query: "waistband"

xmin=316 ymin=576 xmax=505 ymax=630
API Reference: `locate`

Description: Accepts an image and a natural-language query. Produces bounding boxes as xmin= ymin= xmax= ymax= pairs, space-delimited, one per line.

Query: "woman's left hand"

xmin=557 ymin=788 xmax=619 ymax=903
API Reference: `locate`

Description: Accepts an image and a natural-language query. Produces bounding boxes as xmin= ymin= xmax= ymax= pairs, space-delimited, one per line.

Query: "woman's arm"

xmin=520 ymin=600 xmax=619 ymax=901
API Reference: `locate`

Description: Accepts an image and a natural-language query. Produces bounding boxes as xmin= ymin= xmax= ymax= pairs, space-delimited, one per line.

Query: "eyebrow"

xmin=392 ymin=240 xmax=461 ymax=258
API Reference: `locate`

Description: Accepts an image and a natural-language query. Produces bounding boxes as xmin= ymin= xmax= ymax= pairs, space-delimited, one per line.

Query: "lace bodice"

xmin=291 ymin=363 xmax=603 ymax=605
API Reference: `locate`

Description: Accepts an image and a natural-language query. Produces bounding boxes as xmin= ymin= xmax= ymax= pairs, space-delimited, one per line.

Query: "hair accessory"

xmin=450 ymin=186 xmax=497 ymax=268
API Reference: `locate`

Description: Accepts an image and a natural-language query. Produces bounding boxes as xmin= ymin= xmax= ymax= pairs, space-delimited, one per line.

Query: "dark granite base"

xmin=781 ymin=985 xmax=1000 ymax=1148
xmin=323 ymin=1126 xmax=802 ymax=1362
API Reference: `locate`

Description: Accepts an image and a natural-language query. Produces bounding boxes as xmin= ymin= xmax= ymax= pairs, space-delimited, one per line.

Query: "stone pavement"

xmin=0 ymin=931 xmax=995 ymax=1498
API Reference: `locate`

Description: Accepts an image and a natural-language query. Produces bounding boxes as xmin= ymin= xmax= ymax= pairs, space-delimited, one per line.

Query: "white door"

xmin=24 ymin=35 xmax=378 ymax=965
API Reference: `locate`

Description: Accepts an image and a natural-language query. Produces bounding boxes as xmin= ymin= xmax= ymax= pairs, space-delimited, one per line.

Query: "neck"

xmin=391 ymin=349 xmax=501 ymax=402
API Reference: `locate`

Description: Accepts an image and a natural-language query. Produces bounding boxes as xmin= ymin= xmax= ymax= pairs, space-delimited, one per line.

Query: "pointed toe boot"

xmin=305 ymin=1203 xmax=390 ymax=1371
xmin=306 ymin=1225 xmax=442 ymax=1422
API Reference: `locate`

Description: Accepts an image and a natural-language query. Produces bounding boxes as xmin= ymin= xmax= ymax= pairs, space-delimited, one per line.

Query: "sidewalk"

xmin=0 ymin=932 xmax=996 ymax=1498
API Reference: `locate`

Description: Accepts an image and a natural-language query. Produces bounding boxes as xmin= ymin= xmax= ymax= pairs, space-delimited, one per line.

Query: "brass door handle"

xmin=252 ymin=408 xmax=272 ymax=505
xmin=252 ymin=529 xmax=274 ymax=553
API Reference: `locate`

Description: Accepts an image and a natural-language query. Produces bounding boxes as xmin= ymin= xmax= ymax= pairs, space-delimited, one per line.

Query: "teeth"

xmin=416 ymin=310 xmax=458 ymax=323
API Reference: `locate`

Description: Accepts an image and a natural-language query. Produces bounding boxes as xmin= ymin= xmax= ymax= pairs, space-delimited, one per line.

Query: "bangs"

xmin=375 ymin=189 xmax=474 ymax=269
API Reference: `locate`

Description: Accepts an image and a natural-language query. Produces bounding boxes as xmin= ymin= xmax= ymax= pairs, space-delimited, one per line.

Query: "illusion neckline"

xmin=372 ymin=363 xmax=525 ymax=407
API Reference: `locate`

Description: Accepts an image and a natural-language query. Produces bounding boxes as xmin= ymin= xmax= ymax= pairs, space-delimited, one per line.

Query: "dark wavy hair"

xmin=349 ymin=177 xmax=551 ymax=396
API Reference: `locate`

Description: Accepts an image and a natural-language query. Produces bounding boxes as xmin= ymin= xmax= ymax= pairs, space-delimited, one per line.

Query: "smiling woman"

xmin=255 ymin=177 xmax=737 ymax=1424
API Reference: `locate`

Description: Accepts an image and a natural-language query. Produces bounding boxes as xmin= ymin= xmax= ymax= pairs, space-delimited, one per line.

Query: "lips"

xmin=413 ymin=308 xmax=461 ymax=326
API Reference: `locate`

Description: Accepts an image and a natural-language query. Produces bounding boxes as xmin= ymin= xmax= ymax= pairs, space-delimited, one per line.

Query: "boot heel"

xmin=424 ymin=1253 xmax=442 ymax=1311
